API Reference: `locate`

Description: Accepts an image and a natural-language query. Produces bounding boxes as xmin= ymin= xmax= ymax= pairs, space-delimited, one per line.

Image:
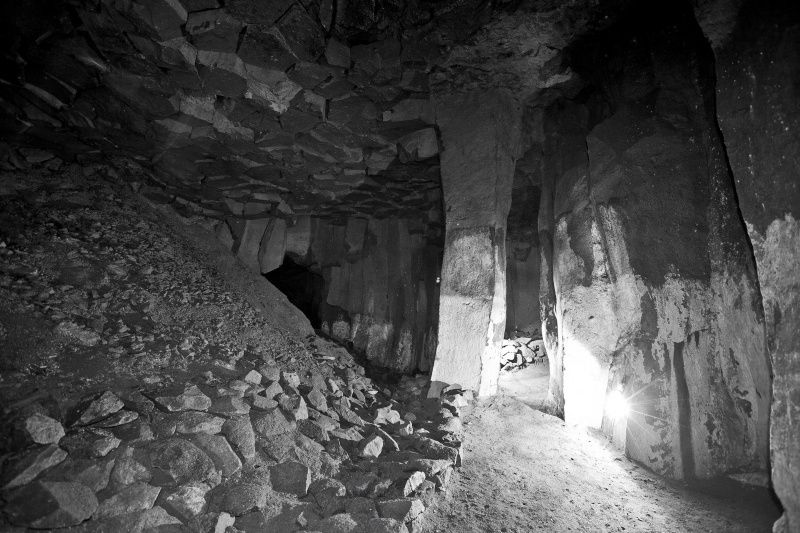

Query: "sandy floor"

xmin=423 ymin=365 xmax=782 ymax=533
xmin=498 ymin=362 xmax=550 ymax=411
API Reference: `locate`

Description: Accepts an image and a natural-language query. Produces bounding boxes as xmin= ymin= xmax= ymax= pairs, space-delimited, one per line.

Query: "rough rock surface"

xmin=529 ymin=4 xmax=771 ymax=481
xmin=0 ymin=156 xmax=465 ymax=531
xmin=428 ymin=90 xmax=522 ymax=398
xmin=697 ymin=0 xmax=800 ymax=528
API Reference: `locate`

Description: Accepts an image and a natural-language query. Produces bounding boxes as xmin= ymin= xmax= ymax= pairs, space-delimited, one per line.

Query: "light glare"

xmin=607 ymin=389 xmax=630 ymax=419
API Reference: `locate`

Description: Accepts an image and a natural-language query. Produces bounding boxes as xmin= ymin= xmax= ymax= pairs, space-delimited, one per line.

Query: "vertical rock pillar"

xmin=428 ymin=90 xmax=522 ymax=398
xmin=696 ymin=1 xmax=800 ymax=527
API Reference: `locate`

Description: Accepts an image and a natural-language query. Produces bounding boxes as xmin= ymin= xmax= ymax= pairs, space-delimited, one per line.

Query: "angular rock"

xmin=343 ymin=471 xmax=378 ymax=497
xmin=305 ymin=387 xmax=329 ymax=412
xmin=274 ymin=3 xmax=325 ymax=61
xmin=432 ymin=466 xmax=453 ymax=489
xmin=259 ymin=364 xmax=282 ymax=382
xmin=175 ymin=411 xmax=225 ymax=434
xmin=210 ymin=395 xmax=251 ymax=416
xmin=252 ymin=394 xmax=279 ymax=410
xmin=131 ymin=0 xmax=186 ymax=40
xmin=238 ymin=27 xmax=296 ymax=71
xmin=252 ymin=407 xmax=296 ymax=437
xmin=151 ymin=412 xmax=179 ymax=439
xmin=309 ymin=477 xmax=346 ymax=498
xmin=314 ymin=512 xmax=361 ymax=532
xmin=43 ymin=456 xmax=116 ymax=492
xmin=281 ymin=371 xmax=301 ymax=389
xmin=397 ymin=128 xmax=438 ymax=161
xmin=411 ymin=436 xmax=459 ymax=463
xmin=328 ymin=96 xmax=378 ymax=128
xmin=262 ymin=432 xmax=296 ymax=462
xmin=59 ymin=428 xmax=120 ymax=458
xmin=270 ymin=461 xmax=311 ymax=496
xmin=235 ymin=509 xmax=270 ymax=531
xmin=94 ymin=482 xmax=161 ymax=519
xmin=111 ymin=419 xmax=155 ymax=445
xmin=383 ymin=99 xmax=434 ymax=123
xmin=192 ymin=433 xmax=242 ymax=477
xmin=211 ymin=481 xmax=269 ymax=516
xmin=377 ymin=498 xmax=424 ymax=523
xmin=162 ymin=481 xmax=210 ymax=521
xmin=330 ymin=426 xmax=362 ymax=442
xmin=5 ymin=481 xmax=98 ymax=529
xmin=368 ymin=517 xmax=409 ymax=533
xmin=325 ymin=39 xmax=350 ymax=68
xmin=74 ymin=391 xmax=124 ymax=426
xmin=263 ymin=380 xmax=284 ymax=399
xmin=23 ymin=413 xmax=65 ymax=444
xmin=373 ymin=406 xmax=401 ymax=425
xmin=186 ymin=9 xmax=243 ymax=52
xmin=359 ymin=435 xmax=384 ymax=458
xmin=402 ymin=471 xmax=425 ymax=497
xmin=298 ymin=418 xmax=330 ymax=442
xmin=222 ymin=416 xmax=256 ymax=461
xmin=243 ymin=369 xmax=262 ymax=385
xmin=111 ymin=456 xmax=152 ymax=487
xmin=155 ymin=385 xmax=212 ymax=412
xmin=93 ymin=410 xmax=139 ymax=428
xmin=331 ymin=399 xmax=364 ymax=427
xmin=147 ymin=438 xmax=219 ymax=488
xmin=2 ymin=445 xmax=67 ymax=489
xmin=279 ymin=394 xmax=309 ymax=421
xmin=214 ymin=511 xmax=236 ymax=531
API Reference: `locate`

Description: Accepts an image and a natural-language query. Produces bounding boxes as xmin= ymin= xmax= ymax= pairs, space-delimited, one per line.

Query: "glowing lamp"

xmin=606 ymin=389 xmax=630 ymax=419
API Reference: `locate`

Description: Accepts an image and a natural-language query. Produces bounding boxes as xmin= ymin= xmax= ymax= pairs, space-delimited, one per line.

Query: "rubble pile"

xmin=499 ymin=338 xmax=546 ymax=371
xmin=0 ymin=147 xmax=464 ymax=532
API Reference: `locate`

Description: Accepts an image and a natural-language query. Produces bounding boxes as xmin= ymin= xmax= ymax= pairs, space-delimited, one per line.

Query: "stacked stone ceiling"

xmin=1 ymin=0 xmax=621 ymax=220
xmin=0 ymin=0 xmax=485 ymax=220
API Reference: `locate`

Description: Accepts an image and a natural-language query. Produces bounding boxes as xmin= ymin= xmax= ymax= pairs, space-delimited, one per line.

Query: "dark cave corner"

xmin=264 ymin=255 xmax=326 ymax=330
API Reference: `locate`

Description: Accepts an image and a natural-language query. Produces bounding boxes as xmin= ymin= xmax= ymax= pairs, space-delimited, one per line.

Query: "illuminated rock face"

xmin=698 ymin=1 xmax=800 ymax=526
xmin=536 ymin=4 xmax=770 ymax=480
xmin=428 ymin=90 xmax=521 ymax=398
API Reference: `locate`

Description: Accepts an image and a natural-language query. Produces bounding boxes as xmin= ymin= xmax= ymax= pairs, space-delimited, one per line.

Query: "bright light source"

xmin=606 ymin=389 xmax=630 ymax=419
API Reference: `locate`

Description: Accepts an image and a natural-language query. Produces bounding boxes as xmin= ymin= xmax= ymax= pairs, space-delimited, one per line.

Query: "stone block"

xmin=270 ymin=461 xmax=311 ymax=496
xmin=5 ymin=481 xmax=98 ymax=529
xmin=258 ymin=218 xmax=287 ymax=273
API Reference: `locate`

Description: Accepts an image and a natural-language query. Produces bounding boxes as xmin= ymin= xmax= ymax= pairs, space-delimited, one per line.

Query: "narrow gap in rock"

xmin=674 ymin=340 xmax=695 ymax=479
xmin=499 ymin=164 xmax=548 ymax=409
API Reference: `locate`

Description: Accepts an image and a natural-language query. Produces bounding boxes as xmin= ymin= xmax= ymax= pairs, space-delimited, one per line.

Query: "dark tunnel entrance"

xmin=265 ymin=256 xmax=326 ymax=329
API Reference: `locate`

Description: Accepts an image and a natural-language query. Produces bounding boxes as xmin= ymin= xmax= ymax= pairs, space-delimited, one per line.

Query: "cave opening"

xmin=264 ymin=256 xmax=326 ymax=329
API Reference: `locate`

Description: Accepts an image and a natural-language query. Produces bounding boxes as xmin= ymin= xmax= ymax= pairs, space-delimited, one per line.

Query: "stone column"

xmin=428 ymin=90 xmax=521 ymax=397
xmin=696 ymin=1 xmax=800 ymax=527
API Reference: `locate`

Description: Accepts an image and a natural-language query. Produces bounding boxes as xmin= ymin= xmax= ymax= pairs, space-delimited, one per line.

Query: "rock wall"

xmin=223 ymin=214 xmax=442 ymax=374
xmin=536 ymin=4 xmax=771 ymax=480
xmin=696 ymin=0 xmax=800 ymax=527
xmin=428 ymin=89 xmax=522 ymax=397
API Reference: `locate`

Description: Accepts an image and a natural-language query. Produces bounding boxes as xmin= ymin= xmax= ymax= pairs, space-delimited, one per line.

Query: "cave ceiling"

xmin=0 ymin=0 xmax=621 ymax=221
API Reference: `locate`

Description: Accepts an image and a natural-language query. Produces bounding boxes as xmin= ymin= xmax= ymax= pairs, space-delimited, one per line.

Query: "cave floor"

xmin=421 ymin=395 xmax=781 ymax=533
xmin=498 ymin=361 xmax=550 ymax=412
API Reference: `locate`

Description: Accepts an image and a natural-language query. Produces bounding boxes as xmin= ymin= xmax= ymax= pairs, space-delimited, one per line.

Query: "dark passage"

xmin=265 ymin=257 xmax=325 ymax=329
